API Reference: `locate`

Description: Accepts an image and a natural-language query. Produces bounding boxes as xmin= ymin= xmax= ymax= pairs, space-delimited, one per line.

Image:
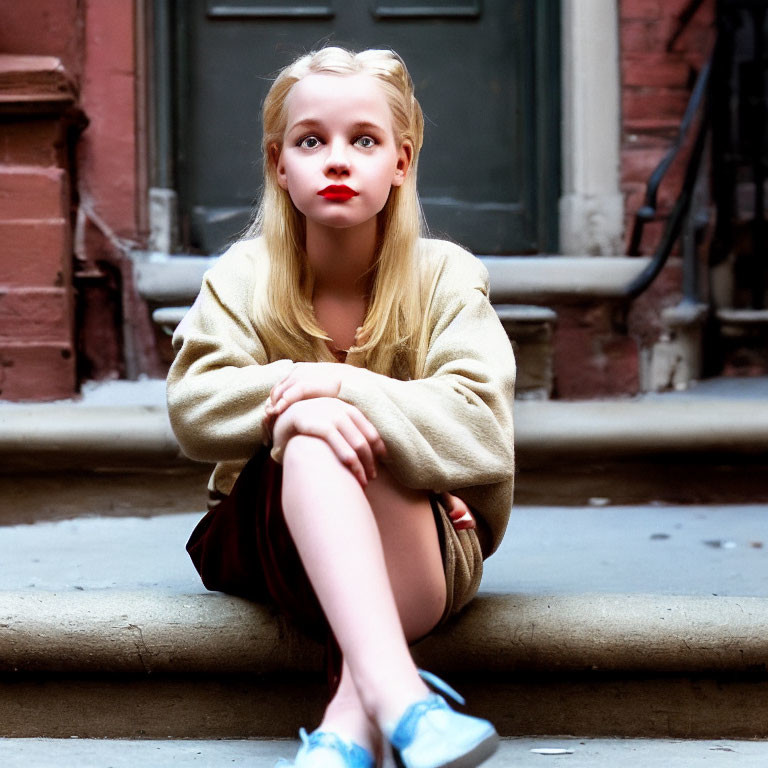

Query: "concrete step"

xmin=1 ymin=507 xmax=767 ymax=740
xmin=1 ymin=378 xmax=767 ymax=505
xmin=1 ymin=588 xmax=767 ymax=740
xmin=1 ymin=737 xmax=766 ymax=768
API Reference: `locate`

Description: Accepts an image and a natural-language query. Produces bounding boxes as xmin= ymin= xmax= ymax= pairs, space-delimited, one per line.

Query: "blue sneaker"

xmin=388 ymin=672 xmax=498 ymax=768
xmin=276 ymin=727 xmax=376 ymax=768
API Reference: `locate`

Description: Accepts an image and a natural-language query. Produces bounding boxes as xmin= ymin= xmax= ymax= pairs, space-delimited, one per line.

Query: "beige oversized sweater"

xmin=167 ymin=236 xmax=515 ymax=556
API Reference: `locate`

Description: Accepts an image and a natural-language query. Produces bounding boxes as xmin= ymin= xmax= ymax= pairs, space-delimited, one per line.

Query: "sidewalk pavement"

xmin=0 ymin=737 xmax=765 ymax=767
xmin=1 ymin=504 xmax=766 ymax=596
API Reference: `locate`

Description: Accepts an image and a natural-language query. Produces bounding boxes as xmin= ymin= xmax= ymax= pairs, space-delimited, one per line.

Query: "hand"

xmin=440 ymin=492 xmax=476 ymax=531
xmin=272 ymin=397 xmax=387 ymax=487
xmin=266 ymin=362 xmax=350 ymax=420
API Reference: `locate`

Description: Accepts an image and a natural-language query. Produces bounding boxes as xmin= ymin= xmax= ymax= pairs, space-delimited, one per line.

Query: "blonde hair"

xmin=246 ymin=47 xmax=428 ymax=377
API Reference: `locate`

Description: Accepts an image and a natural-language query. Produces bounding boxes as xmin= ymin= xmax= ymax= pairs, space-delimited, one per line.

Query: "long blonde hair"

xmin=247 ymin=47 xmax=428 ymax=377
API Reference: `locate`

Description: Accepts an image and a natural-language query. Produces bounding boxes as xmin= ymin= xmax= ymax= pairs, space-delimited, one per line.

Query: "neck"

xmin=305 ymin=217 xmax=378 ymax=296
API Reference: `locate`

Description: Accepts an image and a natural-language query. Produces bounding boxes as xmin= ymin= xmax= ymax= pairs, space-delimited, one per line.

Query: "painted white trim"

xmin=559 ymin=0 xmax=624 ymax=255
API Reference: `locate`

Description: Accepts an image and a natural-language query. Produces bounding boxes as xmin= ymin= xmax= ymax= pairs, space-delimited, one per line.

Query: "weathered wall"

xmin=622 ymin=0 xmax=715 ymax=390
xmin=0 ymin=0 xmax=149 ymax=400
xmin=0 ymin=0 xmax=83 ymax=81
xmin=0 ymin=54 xmax=80 ymax=401
xmin=552 ymin=0 xmax=715 ymax=398
xmin=620 ymin=0 xmax=715 ymax=253
xmin=74 ymin=0 xmax=145 ymax=382
xmin=0 ymin=0 xmax=719 ymax=401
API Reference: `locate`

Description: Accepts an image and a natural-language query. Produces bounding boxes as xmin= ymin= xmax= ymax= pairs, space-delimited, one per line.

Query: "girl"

xmin=167 ymin=47 xmax=515 ymax=768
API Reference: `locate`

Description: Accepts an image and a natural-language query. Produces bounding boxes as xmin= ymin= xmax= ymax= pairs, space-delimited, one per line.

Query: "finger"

xmin=269 ymin=384 xmax=308 ymax=418
xmin=439 ymin=492 xmax=456 ymax=512
xmin=449 ymin=508 xmax=476 ymax=530
xmin=279 ymin=376 xmax=309 ymax=403
xmin=337 ymin=417 xmax=377 ymax=481
xmin=293 ymin=413 xmax=368 ymax=487
xmin=347 ymin=407 xmax=387 ymax=461
xmin=270 ymin=377 xmax=292 ymax=405
xmin=277 ymin=381 xmax=307 ymax=408
xmin=321 ymin=427 xmax=368 ymax=486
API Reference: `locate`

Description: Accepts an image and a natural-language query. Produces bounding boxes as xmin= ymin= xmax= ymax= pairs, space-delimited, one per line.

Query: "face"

xmin=273 ymin=73 xmax=411 ymax=232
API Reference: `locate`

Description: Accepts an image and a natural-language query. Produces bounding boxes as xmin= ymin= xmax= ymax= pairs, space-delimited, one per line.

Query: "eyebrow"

xmin=287 ymin=119 xmax=387 ymax=134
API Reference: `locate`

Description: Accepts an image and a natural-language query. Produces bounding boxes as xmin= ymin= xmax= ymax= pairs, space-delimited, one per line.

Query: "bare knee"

xmin=282 ymin=434 xmax=336 ymax=476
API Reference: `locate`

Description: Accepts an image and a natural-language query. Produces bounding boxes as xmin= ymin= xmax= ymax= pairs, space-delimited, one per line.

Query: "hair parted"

xmin=246 ymin=46 xmax=429 ymax=378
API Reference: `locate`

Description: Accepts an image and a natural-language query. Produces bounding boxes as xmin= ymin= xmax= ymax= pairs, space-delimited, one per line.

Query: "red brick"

xmin=622 ymin=87 xmax=690 ymax=123
xmin=621 ymin=146 xmax=667 ymax=184
xmin=0 ymin=287 xmax=72 ymax=343
xmin=662 ymin=0 xmax=710 ymax=17
xmin=0 ymin=220 xmax=70 ymax=287
xmin=0 ymin=119 xmax=66 ymax=166
xmin=622 ymin=21 xmax=657 ymax=53
xmin=628 ymin=260 xmax=684 ymax=344
xmin=623 ymin=131 xmax=680 ymax=149
xmin=624 ymin=116 xmax=685 ymax=133
xmin=622 ymin=182 xmax=647 ymax=221
xmin=621 ymin=19 xmax=670 ymax=53
xmin=0 ymin=1 xmax=82 ymax=82
xmin=623 ymin=55 xmax=691 ymax=88
xmin=79 ymin=0 xmax=137 ymax=238
xmin=621 ymin=0 xmax=662 ymax=21
xmin=635 ymin=219 xmax=668 ymax=257
xmin=552 ymin=306 xmax=640 ymax=398
xmin=0 ymin=166 xmax=67 ymax=219
xmin=0 ymin=342 xmax=75 ymax=401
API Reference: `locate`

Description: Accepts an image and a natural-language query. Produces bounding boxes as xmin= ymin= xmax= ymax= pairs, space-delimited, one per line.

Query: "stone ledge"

xmin=0 ymin=55 xmax=76 ymax=113
xmin=131 ymin=252 xmax=653 ymax=305
xmin=0 ymin=591 xmax=766 ymax=677
xmin=514 ymin=396 xmax=768 ymax=457
xmin=0 ymin=403 xmax=181 ymax=461
xmin=1 ymin=380 xmax=766 ymax=466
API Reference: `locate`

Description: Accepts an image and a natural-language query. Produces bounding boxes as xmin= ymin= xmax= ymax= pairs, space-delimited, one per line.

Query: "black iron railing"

xmin=625 ymin=56 xmax=712 ymax=299
xmin=626 ymin=0 xmax=767 ymax=310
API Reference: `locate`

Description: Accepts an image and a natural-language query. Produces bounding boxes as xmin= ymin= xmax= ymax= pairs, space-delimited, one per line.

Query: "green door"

xmin=169 ymin=0 xmax=560 ymax=255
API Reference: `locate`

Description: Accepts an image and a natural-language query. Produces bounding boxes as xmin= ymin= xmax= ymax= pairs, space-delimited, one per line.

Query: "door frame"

xmin=142 ymin=0 xmax=622 ymax=258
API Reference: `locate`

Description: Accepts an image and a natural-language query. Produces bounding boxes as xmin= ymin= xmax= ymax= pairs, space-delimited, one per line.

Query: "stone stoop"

xmin=1 ymin=380 xmax=767 ymax=742
xmin=0 ymin=590 xmax=767 ymax=741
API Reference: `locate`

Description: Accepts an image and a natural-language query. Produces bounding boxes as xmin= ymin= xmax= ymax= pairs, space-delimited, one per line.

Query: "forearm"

xmin=167 ymin=355 xmax=294 ymax=462
xmin=338 ymin=368 xmax=515 ymax=492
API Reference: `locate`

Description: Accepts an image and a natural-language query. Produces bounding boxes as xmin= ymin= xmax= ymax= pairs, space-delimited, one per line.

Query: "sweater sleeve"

xmin=337 ymin=246 xmax=516 ymax=497
xmin=166 ymin=244 xmax=294 ymax=463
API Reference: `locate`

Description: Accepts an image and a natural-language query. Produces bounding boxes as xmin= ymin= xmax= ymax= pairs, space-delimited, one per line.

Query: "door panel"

xmin=172 ymin=0 xmax=558 ymax=254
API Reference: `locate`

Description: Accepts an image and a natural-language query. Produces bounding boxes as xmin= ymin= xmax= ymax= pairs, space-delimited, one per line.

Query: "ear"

xmin=391 ymin=140 xmax=413 ymax=188
xmin=269 ymin=143 xmax=288 ymax=190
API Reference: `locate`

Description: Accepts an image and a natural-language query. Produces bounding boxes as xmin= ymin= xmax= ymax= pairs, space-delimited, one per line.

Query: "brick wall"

xmin=0 ymin=56 xmax=80 ymax=400
xmin=551 ymin=0 xmax=716 ymax=398
xmin=0 ymin=0 xmax=150 ymax=400
xmin=620 ymin=0 xmax=715 ymax=255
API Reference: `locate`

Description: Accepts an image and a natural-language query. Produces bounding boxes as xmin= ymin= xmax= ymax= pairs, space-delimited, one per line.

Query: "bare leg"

xmin=281 ymin=435 xmax=446 ymax=746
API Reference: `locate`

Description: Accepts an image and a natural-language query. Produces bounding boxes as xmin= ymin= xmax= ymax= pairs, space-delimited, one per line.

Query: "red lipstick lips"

xmin=318 ymin=185 xmax=358 ymax=202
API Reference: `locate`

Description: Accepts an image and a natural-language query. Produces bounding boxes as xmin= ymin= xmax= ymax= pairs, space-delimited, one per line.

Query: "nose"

xmin=324 ymin=137 xmax=350 ymax=176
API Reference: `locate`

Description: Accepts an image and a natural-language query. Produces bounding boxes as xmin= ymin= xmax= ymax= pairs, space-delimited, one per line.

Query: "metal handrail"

xmin=624 ymin=57 xmax=713 ymax=299
xmin=626 ymin=57 xmax=712 ymax=260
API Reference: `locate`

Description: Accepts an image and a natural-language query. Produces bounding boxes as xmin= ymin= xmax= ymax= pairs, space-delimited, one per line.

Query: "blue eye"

xmin=298 ymin=136 xmax=320 ymax=149
xmin=355 ymin=136 xmax=376 ymax=148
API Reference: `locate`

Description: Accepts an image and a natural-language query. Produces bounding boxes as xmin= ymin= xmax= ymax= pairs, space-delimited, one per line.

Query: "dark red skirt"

xmin=186 ymin=445 xmax=331 ymax=643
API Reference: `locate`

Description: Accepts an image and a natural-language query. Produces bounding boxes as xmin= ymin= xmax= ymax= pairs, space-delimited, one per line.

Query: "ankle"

xmin=319 ymin=707 xmax=379 ymax=755
xmin=376 ymin=680 xmax=431 ymax=737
